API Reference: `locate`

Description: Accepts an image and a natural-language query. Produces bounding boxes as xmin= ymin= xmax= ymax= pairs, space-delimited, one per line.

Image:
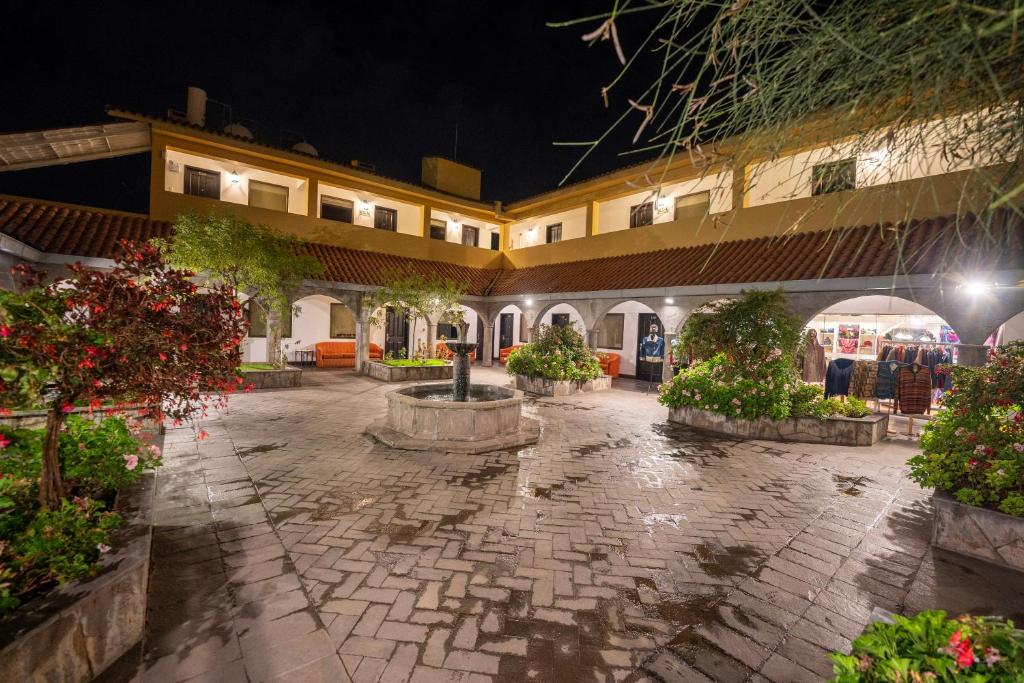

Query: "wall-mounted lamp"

xmin=656 ymin=196 xmax=672 ymax=214
xmin=525 ymin=298 xmax=534 ymax=306
xmin=664 ymin=297 xmax=675 ymax=305
xmin=358 ymin=200 xmax=373 ymax=217
xmin=229 ymin=171 xmax=241 ymax=184
xmin=963 ymin=280 xmax=992 ymax=296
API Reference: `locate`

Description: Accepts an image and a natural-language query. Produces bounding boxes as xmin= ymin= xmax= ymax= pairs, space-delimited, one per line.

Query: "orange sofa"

xmin=314 ymin=341 xmax=383 ymax=368
xmin=435 ymin=341 xmax=476 ymax=362
xmin=498 ymin=345 xmax=524 ymax=364
xmin=596 ymin=352 xmax=621 ymax=378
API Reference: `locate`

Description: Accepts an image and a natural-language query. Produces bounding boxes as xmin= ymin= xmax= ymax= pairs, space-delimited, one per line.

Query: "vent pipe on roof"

xmin=186 ymin=87 xmax=207 ymax=127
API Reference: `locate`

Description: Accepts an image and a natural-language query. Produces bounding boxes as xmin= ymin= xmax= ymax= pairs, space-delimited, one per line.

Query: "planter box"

xmin=667 ymin=406 xmax=888 ymax=446
xmin=932 ymin=490 xmax=1024 ymax=572
xmin=242 ymin=366 xmax=302 ymax=390
xmin=514 ymin=374 xmax=612 ymax=397
xmin=0 ymin=471 xmax=155 ymax=682
xmin=366 ymin=361 xmax=453 ymax=383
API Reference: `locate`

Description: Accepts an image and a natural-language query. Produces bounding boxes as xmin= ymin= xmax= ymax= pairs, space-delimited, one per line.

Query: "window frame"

xmin=248 ymin=179 xmax=290 ymax=212
xmin=490 ymin=232 xmax=500 ymax=250
xmin=461 ymin=224 xmax=479 ymax=247
xmin=429 ymin=219 xmax=447 ymax=241
xmin=546 ymin=223 xmax=562 ymax=244
xmin=183 ymin=166 xmax=221 ymax=200
xmin=597 ymin=313 xmax=625 ymax=350
xmin=329 ymin=303 xmax=356 ymax=339
xmin=629 ymin=201 xmax=654 ymax=228
xmin=373 ymin=206 xmax=399 ymax=231
xmin=519 ymin=314 xmax=529 ymax=343
xmin=245 ymin=302 xmax=292 ymax=338
xmin=673 ymin=191 xmax=710 ymax=222
xmin=811 ymin=158 xmax=857 ymax=196
xmin=321 ymin=196 xmax=354 ymax=223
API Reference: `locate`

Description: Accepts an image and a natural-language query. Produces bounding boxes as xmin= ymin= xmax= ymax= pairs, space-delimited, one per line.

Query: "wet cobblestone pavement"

xmin=117 ymin=368 xmax=1024 ymax=682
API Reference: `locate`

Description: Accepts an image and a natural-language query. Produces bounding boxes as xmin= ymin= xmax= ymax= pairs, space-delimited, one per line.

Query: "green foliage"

xmin=909 ymin=342 xmax=1024 ymax=517
xmin=831 ymin=610 xmax=1024 ymax=682
xmin=790 ymin=386 xmax=872 ymax=421
xmin=367 ymin=269 xmax=468 ymax=359
xmin=658 ymin=354 xmax=794 ymax=420
xmin=381 ymin=359 xmax=446 ymax=367
xmin=0 ymin=415 xmax=157 ymax=617
xmin=677 ymin=290 xmax=803 ymax=369
xmin=506 ymin=325 xmax=603 ymax=382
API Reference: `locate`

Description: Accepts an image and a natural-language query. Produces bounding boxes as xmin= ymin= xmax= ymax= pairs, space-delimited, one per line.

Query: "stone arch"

xmin=989 ymin=309 xmax=1024 ymax=346
xmin=669 ymin=296 xmax=735 ymax=334
xmin=532 ymin=301 xmax=588 ymax=337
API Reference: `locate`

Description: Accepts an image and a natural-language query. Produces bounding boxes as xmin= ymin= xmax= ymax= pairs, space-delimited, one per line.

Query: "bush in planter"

xmin=658 ymin=353 xmax=795 ymax=419
xmin=0 ymin=415 xmax=159 ymax=617
xmin=909 ymin=341 xmax=1024 ymax=517
xmin=506 ymin=325 xmax=603 ymax=382
xmin=790 ymin=383 xmax=872 ymax=421
xmin=831 ymin=610 xmax=1024 ymax=681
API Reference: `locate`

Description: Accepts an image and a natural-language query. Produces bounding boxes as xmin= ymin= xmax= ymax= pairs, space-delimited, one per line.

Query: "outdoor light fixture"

xmin=229 ymin=171 xmax=240 ymax=184
xmin=656 ymin=196 xmax=671 ymax=214
xmin=358 ymin=200 xmax=372 ymax=217
xmin=964 ymin=280 xmax=992 ymax=296
xmin=525 ymin=298 xmax=534 ymax=306
xmin=664 ymin=297 xmax=675 ymax=305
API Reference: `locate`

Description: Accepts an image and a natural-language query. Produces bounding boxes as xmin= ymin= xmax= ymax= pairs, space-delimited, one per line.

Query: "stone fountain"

xmin=366 ymin=338 xmax=539 ymax=453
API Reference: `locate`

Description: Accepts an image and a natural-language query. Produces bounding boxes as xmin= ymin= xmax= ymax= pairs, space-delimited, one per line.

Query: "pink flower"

xmin=1013 ymin=443 xmax=1024 ymax=452
xmin=197 ymin=430 xmax=209 ymax=441
xmin=0 ymin=435 xmax=10 ymax=449
xmin=124 ymin=454 xmax=139 ymax=471
xmin=97 ymin=543 xmax=111 ymax=554
xmin=955 ymin=427 xmax=966 ymax=437
xmin=0 ymin=324 xmax=9 ymax=338
xmin=983 ymin=647 xmax=1002 ymax=666
xmin=61 ymin=403 xmax=75 ymax=413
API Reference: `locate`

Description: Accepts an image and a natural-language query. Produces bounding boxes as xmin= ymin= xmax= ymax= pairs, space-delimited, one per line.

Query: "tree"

xmin=554 ymin=2 xmax=1023 ymax=257
xmin=366 ymin=270 xmax=467 ymax=358
xmin=154 ymin=214 xmax=323 ymax=367
xmin=0 ymin=242 xmax=249 ymax=509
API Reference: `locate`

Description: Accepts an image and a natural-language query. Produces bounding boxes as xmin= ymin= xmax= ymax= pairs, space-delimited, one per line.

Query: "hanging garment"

xmin=824 ymin=358 xmax=855 ymax=398
xmin=897 ymin=364 xmax=932 ymax=415
xmin=849 ymin=360 xmax=879 ymax=399
xmin=638 ymin=335 xmax=665 ymax=363
xmin=838 ymin=336 xmax=858 ymax=354
xmin=801 ymin=331 xmax=827 ymax=383
xmin=876 ymin=360 xmax=905 ymax=400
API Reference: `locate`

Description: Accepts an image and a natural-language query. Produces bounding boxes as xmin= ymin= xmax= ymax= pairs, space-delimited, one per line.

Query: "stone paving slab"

xmin=110 ymin=368 xmax=1024 ymax=683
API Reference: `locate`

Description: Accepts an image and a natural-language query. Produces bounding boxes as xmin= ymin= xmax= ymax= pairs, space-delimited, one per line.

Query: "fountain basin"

xmin=366 ymin=383 xmax=540 ymax=454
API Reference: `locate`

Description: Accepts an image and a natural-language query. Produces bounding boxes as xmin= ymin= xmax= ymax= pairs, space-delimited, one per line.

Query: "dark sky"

xmin=0 ymin=2 xmax=655 ymax=213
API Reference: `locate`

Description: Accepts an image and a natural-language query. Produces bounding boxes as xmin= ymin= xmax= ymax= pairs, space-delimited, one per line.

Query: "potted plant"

xmin=908 ymin=341 xmax=1024 ymax=571
xmin=507 ymin=325 xmax=608 ymax=396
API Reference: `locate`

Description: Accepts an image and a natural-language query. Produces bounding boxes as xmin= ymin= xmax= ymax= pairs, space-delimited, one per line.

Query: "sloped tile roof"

xmin=0 ymin=195 xmax=172 ymax=259
xmin=485 ymin=211 xmax=1024 ymax=295
xmin=0 ymin=195 xmax=1018 ymax=296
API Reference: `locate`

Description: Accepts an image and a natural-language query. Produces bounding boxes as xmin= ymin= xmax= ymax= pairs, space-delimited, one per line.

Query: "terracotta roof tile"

xmin=0 ymin=195 xmax=1018 ymax=296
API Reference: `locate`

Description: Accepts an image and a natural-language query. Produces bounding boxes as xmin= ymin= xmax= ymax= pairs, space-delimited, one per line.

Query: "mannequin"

xmin=801 ymin=329 xmax=827 ymax=383
xmin=639 ymin=323 xmax=665 ymax=363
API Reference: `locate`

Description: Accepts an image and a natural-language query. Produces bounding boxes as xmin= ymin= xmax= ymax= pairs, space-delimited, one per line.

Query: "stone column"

xmin=426 ymin=315 xmax=438 ymax=358
xmin=482 ymin=323 xmax=494 ymax=367
xmin=586 ymin=328 xmax=601 ymax=349
xmin=662 ymin=333 xmax=678 ymax=383
xmin=956 ymin=344 xmax=990 ymax=368
xmin=355 ymin=309 xmax=371 ymax=374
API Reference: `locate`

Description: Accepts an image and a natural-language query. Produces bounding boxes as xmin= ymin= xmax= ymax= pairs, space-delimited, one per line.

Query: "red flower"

xmin=0 ymin=324 xmax=9 ymax=338
xmin=0 ymin=435 xmax=11 ymax=449
xmin=158 ymin=352 xmax=168 ymax=362
xmin=61 ymin=403 xmax=75 ymax=413
xmin=197 ymin=429 xmax=209 ymax=441
xmin=949 ymin=631 xmax=975 ymax=669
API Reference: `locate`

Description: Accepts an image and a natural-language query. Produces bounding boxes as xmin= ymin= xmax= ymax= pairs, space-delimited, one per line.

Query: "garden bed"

xmin=240 ymin=365 xmax=303 ymax=389
xmin=515 ymin=374 xmax=612 ymax=397
xmin=932 ymin=490 xmax=1024 ymax=572
xmin=668 ymin=405 xmax=888 ymax=446
xmin=366 ymin=360 xmax=453 ymax=383
xmin=0 ymin=470 xmax=155 ymax=683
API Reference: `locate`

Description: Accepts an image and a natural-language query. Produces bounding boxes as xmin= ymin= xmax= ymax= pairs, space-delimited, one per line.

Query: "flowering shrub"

xmin=831 ymin=610 xmax=1024 ymax=681
xmin=658 ymin=354 xmax=795 ymax=419
xmin=0 ymin=415 xmax=158 ymax=617
xmin=790 ymin=383 xmax=872 ymax=420
xmin=506 ymin=325 xmax=603 ymax=382
xmin=909 ymin=341 xmax=1024 ymax=517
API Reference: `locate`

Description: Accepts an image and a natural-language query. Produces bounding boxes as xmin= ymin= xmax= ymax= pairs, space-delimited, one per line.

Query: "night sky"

xmin=0 ymin=2 xmax=656 ymax=213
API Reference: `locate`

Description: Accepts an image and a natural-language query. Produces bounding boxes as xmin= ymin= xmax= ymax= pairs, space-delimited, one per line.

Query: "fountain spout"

xmin=444 ymin=340 xmax=475 ymax=402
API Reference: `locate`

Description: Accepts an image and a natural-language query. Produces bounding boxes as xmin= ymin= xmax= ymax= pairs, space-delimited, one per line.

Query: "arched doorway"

xmin=595 ymin=300 xmax=664 ymax=381
xmin=534 ymin=302 xmax=586 ymax=336
xmin=491 ymin=304 xmax=525 ymax=360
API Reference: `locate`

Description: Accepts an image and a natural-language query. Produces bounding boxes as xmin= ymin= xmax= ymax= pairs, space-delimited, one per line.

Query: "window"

xmin=519 ymin=314 xmax=529 ymax=342
xmin=429 ymin=219 xmax=447 ymax=241
xmin=321 ymin=196 xmax=354 ymax=223
xmin=546 ymin=223 xmax=562 ymax=244
xmin=248 ymin=179 xmax=289 ymax=212
xmin=183 ymin=166 xmax=220 ymax=199
xmin=629 ymin=202 xmax=654 ymax=228
xmin=597 ymin=313 xmax=624 ymax=349
xmin=330 ymin=303 xmax=356 ymax=338
xmin=437 ymin=320 xmax=459 ymax=339
xmin=461 ymin=225 xmax=479 ymax=247
xmin=551 ymin=313 xmax=571 ymax=328
xmin=490 ymin=232 xmax=500 ymax=250
xmin=374 ymin=206 xmax=398 ymax=231
xmin=812 ymin=159 xmax=856 ymax=195
xmin=246 ymin=303 xmax=291 ymax=338
xmin=673 ymin=192 xmax=710 ymax=222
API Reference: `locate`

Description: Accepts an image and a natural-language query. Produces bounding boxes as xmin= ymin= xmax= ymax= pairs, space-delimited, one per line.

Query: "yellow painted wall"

xmin=421 ymin=157 xmax=481 ymax=200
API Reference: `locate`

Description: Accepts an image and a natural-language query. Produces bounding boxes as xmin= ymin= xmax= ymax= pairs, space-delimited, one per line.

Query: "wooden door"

xmin=384 ymin=307 xmax=408 ymax=357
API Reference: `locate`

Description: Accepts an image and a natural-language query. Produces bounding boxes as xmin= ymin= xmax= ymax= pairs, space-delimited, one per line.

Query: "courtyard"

xmin=110 ymin=368 xmax=1024 ymax=683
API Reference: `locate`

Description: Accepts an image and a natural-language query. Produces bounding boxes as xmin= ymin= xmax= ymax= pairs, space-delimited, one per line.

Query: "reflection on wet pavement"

xmin=129 ymin=367 xmax=1024 ymax=683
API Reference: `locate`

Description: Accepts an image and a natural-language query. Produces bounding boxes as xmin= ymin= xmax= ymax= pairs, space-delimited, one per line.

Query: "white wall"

xmin=508 ymin=206 xmax=587 ymax=250
xmin=319 ymin=182 xmax=422 ymax=236
xmin=997 ymin=311 xmax=1024 ymax=344
xmin=430 ymin=209 xmax=499 ymax=250
xmin=539 ymin=303 xmax=585 ymax=336
xmin=165 ymin=149 xmax=308 ymax=214
xmin=492 ymin=305 xmax=524 ymax=357
xmin=598 ymin=172 xmax=732 ymax=235
xmin=595 ymin=301 xmax=657 ymax=376
xmin=746 ymin=109 xmax=1010 ymax=207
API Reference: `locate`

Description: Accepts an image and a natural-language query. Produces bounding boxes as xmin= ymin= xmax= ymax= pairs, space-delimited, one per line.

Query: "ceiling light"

xmin=664 ymin=297 xmax=674 ymax=305
xmin=964 ymin=280 xmax=991 ymax=296
xmin=525 ymin=298 xmax=534 ymax=306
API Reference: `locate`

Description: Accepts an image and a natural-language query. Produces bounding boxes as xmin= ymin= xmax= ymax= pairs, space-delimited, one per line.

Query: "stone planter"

xmin=514 ymin=374 xmax=612 ymax=397
xmin=366 ymin=361 xmax=453 ymax=383
xmin=932 ymin=490 xmax=1024 ymax=572
xmin=0 ymin=471 xmax=155 ymax=682
xmin=667 ymin=406 xmax=888 ymax=446
xmin=242 ymin=366 xmax=302 ymax=390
